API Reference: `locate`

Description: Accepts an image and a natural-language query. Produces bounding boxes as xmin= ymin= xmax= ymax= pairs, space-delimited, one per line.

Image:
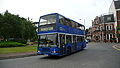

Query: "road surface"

xmin=0 ymin=42 xmax=120 ymax=68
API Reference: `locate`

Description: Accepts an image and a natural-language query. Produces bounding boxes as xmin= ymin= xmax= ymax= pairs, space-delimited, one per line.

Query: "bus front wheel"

xmin=81 ymin=45 xmax=84 ymax=50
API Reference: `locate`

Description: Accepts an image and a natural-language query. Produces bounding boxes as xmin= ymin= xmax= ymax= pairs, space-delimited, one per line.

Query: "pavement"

xmin=0 ymin=52 xmax=37 ymax=60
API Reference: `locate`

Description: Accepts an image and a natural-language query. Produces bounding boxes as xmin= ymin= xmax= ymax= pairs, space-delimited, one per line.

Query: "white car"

xmin=85 ymin=39 xmax=88 ymax=43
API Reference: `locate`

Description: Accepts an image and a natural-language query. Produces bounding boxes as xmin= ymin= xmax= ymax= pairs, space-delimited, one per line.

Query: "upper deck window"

xmin=40 ymin=15 xmax=56 ymax=25
xmin=59 ymin=15 xmax=72 ymax=27
xmin=39 ymin=14 xmax=56 ymax=31
xmin=59 ymin=15 xmax=84 ymax=30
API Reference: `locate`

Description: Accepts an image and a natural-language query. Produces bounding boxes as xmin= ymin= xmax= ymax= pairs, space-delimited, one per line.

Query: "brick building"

xmin=87 ymin=0 xmax=120 ymax=42
xmin=91 ymin=14 xmax=115 ymax=42
xmin=109 ymin=0 xmax=120 ymax=42
xmin=86 ymin=27 xmax=92 ymax=41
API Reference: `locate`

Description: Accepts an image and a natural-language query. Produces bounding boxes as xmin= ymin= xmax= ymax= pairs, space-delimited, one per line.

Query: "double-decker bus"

xmin=37 ymin=13 xmax=86 ymax=56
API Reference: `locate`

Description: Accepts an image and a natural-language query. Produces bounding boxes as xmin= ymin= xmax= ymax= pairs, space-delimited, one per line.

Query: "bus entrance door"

xmin=59 ymin=34 xmax=66 ymax=55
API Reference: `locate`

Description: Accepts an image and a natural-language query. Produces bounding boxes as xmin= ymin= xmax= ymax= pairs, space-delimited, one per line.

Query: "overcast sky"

xmin=0 ymin=0 xmax=112 ymax=28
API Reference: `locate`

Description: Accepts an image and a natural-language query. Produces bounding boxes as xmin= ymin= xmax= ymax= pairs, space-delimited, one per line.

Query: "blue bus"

xmin=37 ymin=13 xmax=86 ymax=56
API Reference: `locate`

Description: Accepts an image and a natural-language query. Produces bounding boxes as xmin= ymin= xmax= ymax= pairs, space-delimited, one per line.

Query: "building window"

xmin=96 ymin=27 xmax=99 ymax=30
xmin=100 ymin=26 xmax=103 ymax=31
xmin=109 ymin=25 xmax=112 ymax=30
xmin=106 ymin=34 xmax=113 ymax=40
xmin=106 ymin=26 xmax=109 ymax=30
xmin=106 ymin=25 xmax=112 ymax=30
xmin=106 ymin=34 xmax=109 ymax=40
xmin=110 ymin=34 xmax=113 ymax=40
xmin=107 ymin=17 xmax=111 ymax=21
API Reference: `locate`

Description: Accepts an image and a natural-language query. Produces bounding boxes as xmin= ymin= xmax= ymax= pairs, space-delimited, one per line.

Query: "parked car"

xmin=85 ymin=39 xmax=89 ymax=44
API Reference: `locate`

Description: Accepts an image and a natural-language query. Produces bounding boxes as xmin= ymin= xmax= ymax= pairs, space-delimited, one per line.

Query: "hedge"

xmin=0 ymin=41 xmax=26 ymax=48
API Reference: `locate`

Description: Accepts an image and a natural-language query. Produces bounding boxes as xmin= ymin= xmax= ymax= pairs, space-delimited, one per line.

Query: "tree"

xmin=0 ymin=10 xmax=37 ymax=43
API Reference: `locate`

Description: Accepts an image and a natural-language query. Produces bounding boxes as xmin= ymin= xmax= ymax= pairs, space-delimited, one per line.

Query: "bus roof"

xmin=40 ymin=13 xmax=84 ymax=27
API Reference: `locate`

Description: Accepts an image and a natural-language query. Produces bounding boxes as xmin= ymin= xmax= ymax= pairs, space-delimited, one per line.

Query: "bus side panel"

xmin=56 ymin=23 xmax=84 ymax=35
xmin=72 ymin=43 xmax=77 ymax=52
xmin=76 ymin=41 xmax=87 ymax=51
xmin=83 ymin=41 xmax=86 ymax=48
xmin=37 ymin=47 xmax=61 ymax=56
xmin=76 ymin=42 xmax=82 ymax=51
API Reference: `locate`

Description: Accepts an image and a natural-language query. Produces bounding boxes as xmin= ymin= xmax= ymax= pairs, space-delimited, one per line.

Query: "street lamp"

xmin=79 ymin=19 xmax=85 ymax=28
xmin=79 ymin=19 xmax=86 ymax=39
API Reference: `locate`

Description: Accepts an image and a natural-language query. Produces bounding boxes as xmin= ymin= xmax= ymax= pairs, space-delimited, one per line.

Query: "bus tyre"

xmin=81 ymin=45 xmax=84 ymax=50
xmin=67 ymin=47 xmax=71 ymax=55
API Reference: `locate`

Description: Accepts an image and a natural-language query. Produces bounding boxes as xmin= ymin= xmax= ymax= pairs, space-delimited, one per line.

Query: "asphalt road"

xmin=0 ymin=42 xmax=120 ymax=68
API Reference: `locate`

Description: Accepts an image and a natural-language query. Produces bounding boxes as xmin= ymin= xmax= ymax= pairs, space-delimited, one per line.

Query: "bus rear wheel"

xmin=67 ymin=47 xmax=71 ymax=55
xmin=81 ymin=45 xmax=84 ymax=50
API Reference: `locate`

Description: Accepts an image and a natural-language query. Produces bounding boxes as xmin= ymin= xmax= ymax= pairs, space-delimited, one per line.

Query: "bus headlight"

xmin=52 ymin=50 xmax=59 ymax=53
xmin=52 ymin=51 xmax=56 ymax=53
xmin=37 ymin=51 xmax=40 ymax=52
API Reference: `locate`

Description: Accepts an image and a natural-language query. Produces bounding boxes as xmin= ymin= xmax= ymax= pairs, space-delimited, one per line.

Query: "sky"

xmin=0 ymin=0 xmax=112 ymax=28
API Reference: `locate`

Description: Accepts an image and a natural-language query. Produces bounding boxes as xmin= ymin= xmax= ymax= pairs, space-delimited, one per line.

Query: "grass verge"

xmin=0 ymin=44 xmax=38 ymax=54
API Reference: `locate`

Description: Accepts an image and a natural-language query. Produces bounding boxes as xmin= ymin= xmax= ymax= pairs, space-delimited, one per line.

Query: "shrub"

xmin=0 ymin=41 xmax=26 ymax=48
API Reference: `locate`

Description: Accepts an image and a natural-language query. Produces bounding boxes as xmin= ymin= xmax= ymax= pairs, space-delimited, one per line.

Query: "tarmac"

xmin=0 ymin=44 xmax=120 ymax=60
xmin=113 ymin=44 xmax=120 ymax=51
